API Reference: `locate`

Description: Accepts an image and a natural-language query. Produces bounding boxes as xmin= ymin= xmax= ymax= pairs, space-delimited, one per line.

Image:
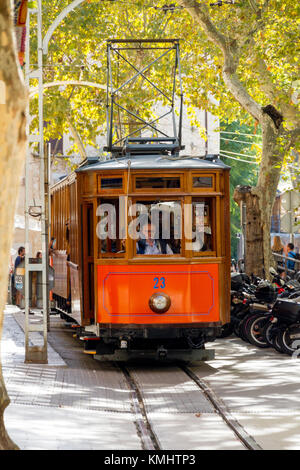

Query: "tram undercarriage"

xmin=84 ymin=326 xmax=219 ymax=362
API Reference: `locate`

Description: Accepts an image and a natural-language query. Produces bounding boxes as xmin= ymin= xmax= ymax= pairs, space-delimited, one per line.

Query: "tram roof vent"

xmin=204 ymin=154 xmax=220 ymax=162
xmin=86 ymin=155 xmax=100 ymax=163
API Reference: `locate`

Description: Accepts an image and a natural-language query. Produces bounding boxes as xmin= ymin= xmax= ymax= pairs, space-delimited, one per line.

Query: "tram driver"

xmin=137 ymin=222 xmax=173 ymax=255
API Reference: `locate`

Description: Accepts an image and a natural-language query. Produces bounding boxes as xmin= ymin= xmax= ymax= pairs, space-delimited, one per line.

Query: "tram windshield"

xmin=131 ymin=200 xmax=182 ymax=255
xmin=96 ymin=197 xmax=215 ymax=257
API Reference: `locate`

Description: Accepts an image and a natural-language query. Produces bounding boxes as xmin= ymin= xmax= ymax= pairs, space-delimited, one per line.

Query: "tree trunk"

xmin=255 ymin=114 xmax=283 ymax=277
xmin=177 ymin=0 xmax=295 ymax=277
xmin=0 ymin=0 xmax=27 ymax=450
xmin=234 ymin=114 xmax=282 ymax=277
xmin=233 ymin=186 xmax=264 ymax=276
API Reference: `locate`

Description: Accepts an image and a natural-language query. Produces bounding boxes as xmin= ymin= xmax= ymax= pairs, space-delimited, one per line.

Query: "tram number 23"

xmin=153 ymin=277 xmax=166 ymax=289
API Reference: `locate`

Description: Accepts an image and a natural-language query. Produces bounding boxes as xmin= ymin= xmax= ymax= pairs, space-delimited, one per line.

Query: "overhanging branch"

xmin=29 ymin=80 xmax=107 ymax=98
xmin=178 ymin=0 xmax=262 ymax=121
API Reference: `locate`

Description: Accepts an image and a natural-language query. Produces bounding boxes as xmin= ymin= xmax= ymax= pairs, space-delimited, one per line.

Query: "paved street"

xmin=192 ymin=337 xmax=300 ymax=450
xmin=2 ymin=305 xmax=300 ymax=450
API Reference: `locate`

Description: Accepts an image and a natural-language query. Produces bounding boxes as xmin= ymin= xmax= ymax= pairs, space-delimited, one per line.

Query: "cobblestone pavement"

xmin=2 ymin=307 xmax=141 ymax=450
xmin=2 ymin=307 xmax=244 ymax=450
xmin=3 ymin=305 xmax=300 ymax=450
xmin=191 ymin=337 xmax=300 ymax=450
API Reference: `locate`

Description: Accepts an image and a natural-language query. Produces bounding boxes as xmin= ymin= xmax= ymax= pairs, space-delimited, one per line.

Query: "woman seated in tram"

xmin=192 ymin=227 xmax=212 ymax=252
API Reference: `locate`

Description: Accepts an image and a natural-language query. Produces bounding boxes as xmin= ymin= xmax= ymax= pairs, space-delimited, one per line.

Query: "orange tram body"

xmin=50 ymin=154 xmax=231 ymax=361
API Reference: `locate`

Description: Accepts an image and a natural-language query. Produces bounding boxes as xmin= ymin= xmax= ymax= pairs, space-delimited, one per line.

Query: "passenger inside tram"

xmin=137 ymin=222 xmax=174 ymax=255
xmin=192 ymin=199 xmax=213 ymax=252
xmin=134 ymin=200 xmax=181 ymax=255
xmin=192 ymin=229 xmax=212 ymax=252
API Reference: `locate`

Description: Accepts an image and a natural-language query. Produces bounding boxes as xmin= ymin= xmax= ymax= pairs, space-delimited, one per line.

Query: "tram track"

xmin=181 ymin=365 xmax=262 ymax=451
xmin=117 ymin=363 xmax=161 ymax=450
xmin=48 ymin=317 xmax=262 ymax=450
xmin=117 ymin=359 xmax=262 ymax=451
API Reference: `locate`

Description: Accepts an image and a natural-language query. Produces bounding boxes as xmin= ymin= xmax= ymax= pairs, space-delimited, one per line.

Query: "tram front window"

xmin=96 ymin=198 xmax=126 ymax=256
xmin=131 ymin=200 xmax=181 ymax=255
xmin=137 ymin=222 xmax=174 ymax=255
xmin=191 ymin=198 xmax=214 ymax=253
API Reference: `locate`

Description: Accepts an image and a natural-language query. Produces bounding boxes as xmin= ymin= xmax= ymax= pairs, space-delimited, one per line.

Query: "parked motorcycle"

xmin=240 ymin=280 xmax=277 ymax=348
xmin=263 ymin=298 xmax=300 ymax=356
xmin=219 ymin=268 xmax=300 ymax=357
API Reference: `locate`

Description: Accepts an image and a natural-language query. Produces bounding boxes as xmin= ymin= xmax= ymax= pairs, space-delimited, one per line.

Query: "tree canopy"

xmin=220 ymin=120 xmax=259 ymax=258
xmin=26 ymin=0 xmax=300 ymax=273
xmin=175 ymin=0 xmax=299 ymax=274
xmin=28 ymin=1 xmax=299 ymax=162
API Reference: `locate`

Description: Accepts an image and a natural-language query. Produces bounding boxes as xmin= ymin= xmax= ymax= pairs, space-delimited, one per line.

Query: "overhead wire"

xmin=219 ymin=153 xmax=259 ymax=165
xmin=220 ymin=130 xmax=262 ymax=138
xmin=220 ymin=149 xmax=259 ymax=159
xmin=220 ymin=136 xmax=262 ymax=147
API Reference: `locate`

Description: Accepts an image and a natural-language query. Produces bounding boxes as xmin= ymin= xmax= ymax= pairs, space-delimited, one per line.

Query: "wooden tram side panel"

xmin=50 ymin=174 xmax=84 ymax=325
xmin=68 ymin=176 xmax=83 ymax=325
xmin=81 ymin=201 xmax=95 ymax=325
xmin=220 ymin=170 xmax=231 ymax=325
xmin=51 ymin=180 xmax=68 ymax=298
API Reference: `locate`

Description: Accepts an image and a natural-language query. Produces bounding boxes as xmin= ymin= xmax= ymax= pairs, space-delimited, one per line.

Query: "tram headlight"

xmin=149 ymin=293 xmax=171 ymax=314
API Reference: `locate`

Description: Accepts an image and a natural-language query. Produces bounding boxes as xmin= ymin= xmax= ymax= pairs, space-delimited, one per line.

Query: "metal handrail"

xmin=272 ymin=252 xmax=300 ymax=263
xmin=272 ymin=251 xmax=300 ymax=275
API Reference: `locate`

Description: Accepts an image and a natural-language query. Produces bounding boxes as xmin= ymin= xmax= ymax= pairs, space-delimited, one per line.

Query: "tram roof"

xmin=76 ymin=154 xmax=230 ymax=172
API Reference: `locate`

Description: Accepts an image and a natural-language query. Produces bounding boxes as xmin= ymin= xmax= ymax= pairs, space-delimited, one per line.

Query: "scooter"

xmin=264 ymin=297 xmax=300 ymax=355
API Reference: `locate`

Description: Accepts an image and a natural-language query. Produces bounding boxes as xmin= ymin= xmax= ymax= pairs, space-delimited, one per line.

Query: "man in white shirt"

xmin=137 ymin=223 xmax=173 ymax=255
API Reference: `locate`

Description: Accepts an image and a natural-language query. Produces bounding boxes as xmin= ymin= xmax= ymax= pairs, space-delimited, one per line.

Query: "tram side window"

xmin=135 ymin=177 xmax=181 ymax=189
xmin=131 ymin=200 xmax=182 ymax=255
xmin=191 ymin=198 xmax=214 ymax=253
xmin=193 ymin=176 xmax=213 ymax=188
xmin=96 ymin=198 xmax=126 ymax=257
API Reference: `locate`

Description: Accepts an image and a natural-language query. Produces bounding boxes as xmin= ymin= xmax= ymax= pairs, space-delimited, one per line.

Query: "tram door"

xmin=82 ymin=203 xmax=95 ymax=322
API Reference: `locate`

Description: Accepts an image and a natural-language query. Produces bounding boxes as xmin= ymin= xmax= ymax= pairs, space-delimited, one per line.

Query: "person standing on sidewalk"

xmin=271 ymin=236 xmax=285 ymax=269
xmin=14 ymin=246 xmax=25 ymax=306
xmin=286 ymin=243 xmax=297 ymax=272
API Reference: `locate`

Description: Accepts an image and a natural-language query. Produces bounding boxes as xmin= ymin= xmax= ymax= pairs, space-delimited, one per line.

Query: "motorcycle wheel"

xmin=277 ymin=325 xmax=300 ymax=356
xmin=262 ymin=321 xmax=276 ymax=347
xmin=273 ymin=331 xmax=285 ymax=353
xmin=239 ymin=315 xmax=253 ymax=343
xmin=244 ymin=314 xmax=270 ymax=348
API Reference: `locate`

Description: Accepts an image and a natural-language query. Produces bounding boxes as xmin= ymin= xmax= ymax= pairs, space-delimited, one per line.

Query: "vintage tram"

xmin=50 ymin=39 xmax=231 ymax=361
xmin=50 ymin=152 xmax=231 ymax=361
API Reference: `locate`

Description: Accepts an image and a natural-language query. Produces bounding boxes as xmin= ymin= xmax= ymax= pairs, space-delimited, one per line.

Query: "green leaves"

xmin=29 ymin=0 xmax=299 ymax=160
xmin=220 ymin=120 xmax=259 ymax=256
